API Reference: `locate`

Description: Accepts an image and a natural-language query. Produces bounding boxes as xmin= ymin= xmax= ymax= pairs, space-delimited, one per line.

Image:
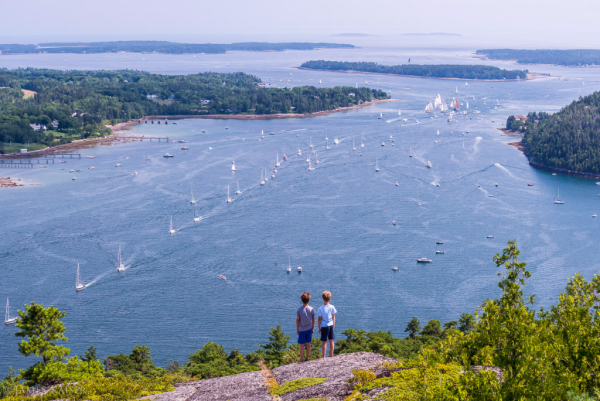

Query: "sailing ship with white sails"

xmin=76 ymin=263 xmax=85 ymax=291
xmin=117 ymin=246 xmax=126 ymax=272
xmin=425 ymin=102 xmax=435 ymax=113
xmin=5 ymin=298 xmax=17 ymax=324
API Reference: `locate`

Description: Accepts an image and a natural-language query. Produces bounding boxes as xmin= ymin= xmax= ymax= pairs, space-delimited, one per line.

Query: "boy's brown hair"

xmin=301 ymin=292 xmax=311 ymax=304
xmin=322 ymin=291 xmax=331 ymax=302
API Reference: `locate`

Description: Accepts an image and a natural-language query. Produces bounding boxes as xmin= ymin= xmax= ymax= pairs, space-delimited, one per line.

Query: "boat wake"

xmin=84 ymin=268 xmax=114 ymax=288
xmin=494 ymin=163 xmax=516 ymax=178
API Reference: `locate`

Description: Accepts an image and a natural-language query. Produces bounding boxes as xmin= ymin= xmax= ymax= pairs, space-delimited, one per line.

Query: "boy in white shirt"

xmin=316 ymin=291 xmax=337 ymax=358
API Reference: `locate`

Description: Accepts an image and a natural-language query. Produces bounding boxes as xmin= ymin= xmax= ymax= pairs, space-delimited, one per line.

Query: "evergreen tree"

xmin=259 ymin=324 xmax=290 ymax=365
xmin=405 ymin=317 xmax=421 ymax=338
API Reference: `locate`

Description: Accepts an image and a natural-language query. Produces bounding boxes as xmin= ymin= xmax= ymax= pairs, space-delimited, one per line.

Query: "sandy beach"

xmin=0 ymin=177 xmax=25 ymax=188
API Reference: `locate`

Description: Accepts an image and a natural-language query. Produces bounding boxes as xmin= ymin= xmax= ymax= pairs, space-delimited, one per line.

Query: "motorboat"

xmin=391 ymin=266 xmax=399 ymax=271
xmin=426 ymin=161 xmax=432 ymax=168
xmin=297 ymin=266 xmax=302 ymax=273
xmin=436 ymin=241 xmax=443 ymax=244
xmin=392 ymin=221 xmax=396 ymax=225
xmin=487 ymin=235 xmax=494 ymax=238
xmin=436 ymin=251 xmax=444 ymax=254
xmin=220 ymin=275 xmax=227 ymax=280
xmin=115 ymin=164 xmax=121 ymax=167
xmin=417 ymin=258 xmax=432 ymax=263
xmin=181 ymin=147 xmax=189 ymax=150
xmin=163 ymin=153 xmax=174 ymax=158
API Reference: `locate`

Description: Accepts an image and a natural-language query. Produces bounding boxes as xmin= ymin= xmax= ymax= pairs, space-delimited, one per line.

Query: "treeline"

xmin=516 ymin=91 xmax=600 ymax=174
xmin=0 ymin=68 xmax=387 ymax=151
xmin=0 ymin=41 xmax=354 ymax=55
xmin=477 ymin=49 xmax=600 ymax=66
xmin=301 ymin=60 xmax=528 ymax=80
xmin=4 ymin=241 xmax=600 ymax=400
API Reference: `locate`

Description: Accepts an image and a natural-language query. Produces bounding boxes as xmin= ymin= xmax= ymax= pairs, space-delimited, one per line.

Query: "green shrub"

xmin=269 ymin=377 xmax=327 ymax=397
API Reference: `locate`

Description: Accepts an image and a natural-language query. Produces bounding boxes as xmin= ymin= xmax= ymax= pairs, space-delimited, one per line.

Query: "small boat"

xmin=163 ymin=153 xmax=174 ymax=158
xmin=117 ymin=246 xmax=126 ymax=272
xmin=169 ymin=215 xmax=177 ymax=234
xmin=287 ymin=258 xmax=292 ymax=273
xmin=190 ymin=189 xmax=197 ymax=204
xmin=436 ymin=241 xmax=443 ymax=244
xmin=334 ymin=138 xmax=340 ymax=145
xmin=86 ymin=156 xmax=97 ymax=159
xmin=426 ymin=161 xmax=432 ymax=168
xmin=392 ymin=221 xmax=396 ymax=225
xmin=417 ymin=258 xmax=432 ymax=263
xmin=353 ymin=138 xmax=356 ymax=151
xmin=395 ymin=182 xmax=399 ymax=186
xmin=202 ymin=129 xmax=206 ymax=133
xmin=487 ymin=235 xmax=494 ymax=239
xmin=88 ymin=166 xmax=95 ymax=169
xmin=283 ymin=146 xmax=287 ymax=160
xmin=72 ymin=177 xmax=76 ymax=180
xmin=528 ymin=183 xmax=534 ymax=186
xmin=115 ymin=164 xmax=121 ymax=167
xmin=276 ymin=152 xmax=281 ymax=167
xmin=307 ymin=158 xmax=314 ymax=171
xmin=298 ymin=144 xmax=302 ymax=156
xmin=297 ymin=266 xmax=302 ymax=273
xmin=326 ymin=139 xmax=330 ymax=150
xmin=269 ymin=132 xmax=276 ymax=135
xmin=554 ymin=188 xmax=565 ymax=204
xmin=235 ymin=181 xmax=242 ymax=194
xmin=231 ymin=160 xmax=236 ymax=172
xmin=309 ymin=137 xmax=314 ymax=148
xmin=76 ymin=169 xmax=81 ymax=172
xmin=220 ymin=275 xmax=227 ymax=280
xmin=391 ymin=266 xmax=399 ymax=271
xmin=436 ymin=251 xmax=444 ymax=254
xmin=381 ymin=142 xmax=385 ymax=146
xmin=225 ymin=126 xmax=229 ymax=129
xmin=260 ymin=169 xmax=265 ymax=186
xmin=409 ymin=146 xmax=413 ymax=157
xmin=5 ymin=298 xmax=17 ymax=325
xmin=495 ymin=183 xmax=499 ymax=187
xmin=226 ymin=185 xmax=233 ymax=203
xmin=378 ymin=113 xmax=383 ymax=119
xmin=181 ymin=147 xmax=189 ymax=150
xmin=593 ymin=214 xmax=597 ymax=218
xmin=375 ymin=157 xmax=380 ymax=172
xmin=76 ymin=263 xmax=85 ymax=291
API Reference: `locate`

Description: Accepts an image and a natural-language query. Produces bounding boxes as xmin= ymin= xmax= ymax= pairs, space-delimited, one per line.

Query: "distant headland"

xmin=0 ymin=41 xmax=354 ymax=55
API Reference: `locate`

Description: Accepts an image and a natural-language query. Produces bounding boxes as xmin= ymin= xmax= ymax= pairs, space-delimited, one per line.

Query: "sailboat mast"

xmin=76 ymin=263 xmax=80 ymax=288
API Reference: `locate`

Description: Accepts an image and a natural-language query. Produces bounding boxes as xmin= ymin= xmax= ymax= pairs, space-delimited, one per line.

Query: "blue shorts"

xmin=298 ymin=329 xmax=312 ymax=344
xmin=320 ymin=326 xmax=335 ymax=341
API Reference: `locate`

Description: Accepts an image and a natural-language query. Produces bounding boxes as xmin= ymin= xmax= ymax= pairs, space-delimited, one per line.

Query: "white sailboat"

xmin=235 ymin=181 xmax=242 ymax=194
xmin=463 ymin=142 xmax=465 ymax=151
xmin=283 ymin=146 xmax=287 ymax=160
xmin=307 ymin=157 xmax=314 ymax=171
xmin=361 ymin=134 xmax=365 ymax=148
xmin=410 ymin=146 xmax=413 ymax=157
xmin=76 ymin=263 xmax=85 ymax=291
xmin=554 ymin=188 xmax=565 ymax=204
xmin=375 ymin=157 xmax=380 ymax=172
xmin=194 ymin=204 xmax=201 ymax=222
xmin=440 ymin=100 xmax=449 ymax=113
xmin=425 ymin=102 xmax=435 ymax=113
xmin=276 ymin=152 xmax=280 ymax=167
xmin=398 ymin=109 xmax=401 ymax=116
xmin=315 ymin=151 xmax=320 ymax=164
xmin=287 ymin=258 xmax=292 ymax=273
xmin=297 ymin=144 xmax=302 ymax=156
xmin=117 ymin=246 xmax=126 ymax=272
xmin=465 ymin=82 xmax=468 ymax=87
xmin=231 ymin=160 xmax=236 ymax=172
xmin=260 ymin=169 xmax=265 ymax=186
xmin=334 ymin=138 xmax=340 ymax=145
xmin=169 ymin=215 xmax=177 ymax=234
xmin=227 ymin=185 xmax=233 ymax=203
xmin=306 ymin=150 xmax=310 ymax=162
xmin=437 ymin=130 xmax=440 ymax=136
xmin=319 ymin=79 xmax=322 ymax=84
xmin=309 ymin=137 xmax=314 ymax=148
xmin=466 ymin=101 xmax=469 ymax=109
xmin=378 ymin=113 xmax=383 ymax=119
xmin=326 ymin=139 xmax=330 ymax=150
xmin=353 ymin=138 xmax=356 ymax=151
xmin=190 ymin=189 xmax=197 ymax=204
xmin=5 ymin=298 xmax=17 ymax=325
xmin=434 ymin=93 xmax=443 ymax=109
xmin=426 ymin=161 xmax=432 ymax=168
xmin=455 ymin=86 xmax=458 ymax=94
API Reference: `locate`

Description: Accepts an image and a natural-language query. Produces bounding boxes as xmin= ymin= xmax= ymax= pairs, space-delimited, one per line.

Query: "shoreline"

xmin=296 ymin=67 xmax=545 ymax=82
xmin=135 ymin=99 xmax=399 ymax=123
xmin=508 ymin=140 xmax=600 ymax=179
xmin=1 ymin=99 xmax=396 ymax=155
xmin=475 ymin=55 xmax=600 ymax=68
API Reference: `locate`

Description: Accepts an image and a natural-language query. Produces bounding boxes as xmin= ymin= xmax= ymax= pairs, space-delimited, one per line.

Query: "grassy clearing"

xmin=1 ymin=143 xmax=47 ymax=154
xmin=21 ymin=89 xmax=37 ymax=99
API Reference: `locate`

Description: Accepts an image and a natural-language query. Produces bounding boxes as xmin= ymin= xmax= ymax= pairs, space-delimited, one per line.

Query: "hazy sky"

xmin=3 ymin=0 xmax=600 ymax=47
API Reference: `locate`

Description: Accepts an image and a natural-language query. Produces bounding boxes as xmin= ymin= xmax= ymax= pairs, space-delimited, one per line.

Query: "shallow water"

xmin=2 ymin=46 xmax=600 ymax=372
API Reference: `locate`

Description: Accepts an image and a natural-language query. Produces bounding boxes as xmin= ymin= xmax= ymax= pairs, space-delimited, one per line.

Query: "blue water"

xmin=2 ymin=45 xmax=600 ymax=373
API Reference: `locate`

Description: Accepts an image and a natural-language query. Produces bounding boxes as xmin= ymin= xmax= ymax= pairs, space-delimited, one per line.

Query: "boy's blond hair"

xmin=322 ymin=291 xmax=331 ymax=302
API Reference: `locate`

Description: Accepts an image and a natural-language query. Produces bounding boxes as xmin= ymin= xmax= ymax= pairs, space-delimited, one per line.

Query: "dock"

xmin=116 ymin=135 xmax=170 ymax=142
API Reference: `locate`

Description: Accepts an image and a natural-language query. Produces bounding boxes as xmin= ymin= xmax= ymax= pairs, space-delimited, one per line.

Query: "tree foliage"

xmin=477 ymin=49 xmax=600 ymax=66
xmin=301 ymin=60 xmax=528 ymax=80
xmin=0 ymin=68 xmax=388 ymax=150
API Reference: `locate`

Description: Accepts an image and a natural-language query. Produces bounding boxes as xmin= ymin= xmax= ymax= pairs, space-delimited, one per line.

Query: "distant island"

xmin=400 ymin=33 xmax=461 ymax=36
xmin=300 ymin=60 xmax=529 ymax=80
xmin=477 ymin=49 xmax=600 ymax=66
xmin=509 ymin=91 xmax=600 ymax=176
xmin=0 ymin=68 xmax=388 ymax=152
xmin=0 ymin=41 xmax=354 ymax=55
xmin=331 ymin=33 xmax=372 ymax=37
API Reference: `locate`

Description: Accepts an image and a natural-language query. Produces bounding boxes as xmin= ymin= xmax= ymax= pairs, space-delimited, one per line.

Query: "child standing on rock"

xmin=317 ymin=291 xmax=337 ymax=358
xmin=296 ymin=292 xmax=315 ymax=362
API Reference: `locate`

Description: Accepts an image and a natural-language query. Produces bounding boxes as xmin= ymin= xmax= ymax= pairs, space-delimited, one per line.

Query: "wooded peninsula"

xmin=509 ymin=90 xmax=600 ymax=175
xmin=477 ymin=49 xmax=600 ymax=66
xmin=300 ymin=60 xmax=528 ymax=80
xmin=0 ymin=41 xmax=354 ymax=55
xmin=0 ymin=68 xmax=387 ymax=152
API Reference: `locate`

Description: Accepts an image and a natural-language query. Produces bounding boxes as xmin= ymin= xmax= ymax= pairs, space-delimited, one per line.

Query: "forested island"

xmin=510 ymin=91 xmax=600 ymax=175
xmin=3 ymin=241 xmax=600 ymax=399
xmin=300 ymin=60 xmax=528 ymax=80
xmin=477 ymin=49 xmax=600 ymax=66
xmin=0 ymin=41 xmax=354 ymax=55
xmin=0 ymin=68 xmax=387 ymax=152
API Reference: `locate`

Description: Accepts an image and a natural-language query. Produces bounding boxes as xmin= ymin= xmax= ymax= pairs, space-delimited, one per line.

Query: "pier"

xmin=0 ymin=152 xmax=81 ymax=159
xmin=0 ymin=160 xmax=34 ymax=168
